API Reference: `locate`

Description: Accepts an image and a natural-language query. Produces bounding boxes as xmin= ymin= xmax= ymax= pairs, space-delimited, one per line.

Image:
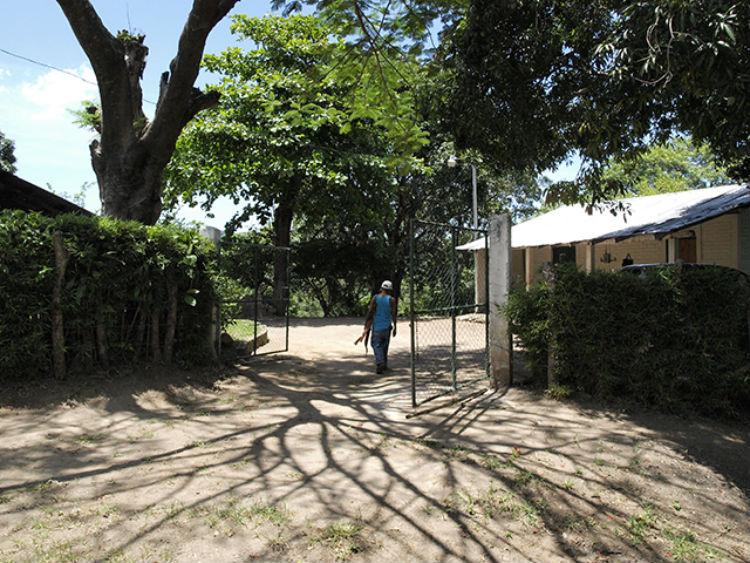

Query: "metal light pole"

xmin=447 ymin=155 xmax=478 ymax=229
xmin=471 ymin=163 xmax=478 ymax=230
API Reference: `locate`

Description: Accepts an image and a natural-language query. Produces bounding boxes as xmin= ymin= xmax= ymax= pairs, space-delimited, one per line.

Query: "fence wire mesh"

xmin=408 ymin=220 xmax=489 ymax=407
xmin=219 ymin=245 xmax=290 ymax=358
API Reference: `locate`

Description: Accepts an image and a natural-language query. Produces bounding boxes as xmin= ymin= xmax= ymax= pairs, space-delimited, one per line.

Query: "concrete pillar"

xmin=524 ymin=248 xmax=533 ymax=288
xmin=489 ymin=215 xmax=512 ymax=390
xmin=586 ymin=243 xmax=596 ymax=273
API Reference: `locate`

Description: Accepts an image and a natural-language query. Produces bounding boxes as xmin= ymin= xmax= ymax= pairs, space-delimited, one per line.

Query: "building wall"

xmin=524 ymin=245 xmax=552 ymax=285
xmin=593 ymin=236 xmax=666 ymax=272
xmin=511 ymin=249 xmax=525 ymax=288
xmin=696 ymin=213 xmax=738 ymax=268
xmin=515 ymin=213 xmax=744 ymax=286
xmin=475 ymin=248 xmax=487 ymax=305
xmin=738 ymin=208 xmax=750 ymax=274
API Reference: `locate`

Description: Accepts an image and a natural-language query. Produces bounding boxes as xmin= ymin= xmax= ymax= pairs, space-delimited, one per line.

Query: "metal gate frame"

xmin=217 ymin=244 xmax=291 ymax=358
xmin=408 ymin=219 xmax=490 ymax=408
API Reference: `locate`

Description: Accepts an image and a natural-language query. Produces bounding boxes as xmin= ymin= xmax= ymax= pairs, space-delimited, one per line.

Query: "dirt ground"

xmin=1 ymin=318 xmax=749 ymax=562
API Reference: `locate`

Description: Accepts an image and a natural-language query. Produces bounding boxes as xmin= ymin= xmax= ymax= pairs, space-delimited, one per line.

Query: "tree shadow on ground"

xmin=0 ymin=321 xmax=748 ymax=562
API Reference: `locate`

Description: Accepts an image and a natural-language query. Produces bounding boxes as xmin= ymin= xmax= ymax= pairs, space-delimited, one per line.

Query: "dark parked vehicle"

xmin=620 ymin=262 xmax=750 ymax=283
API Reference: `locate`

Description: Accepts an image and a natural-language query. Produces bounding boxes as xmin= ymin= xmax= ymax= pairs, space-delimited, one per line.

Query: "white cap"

xmin=381 ymin=280 xmax=393 ymax=291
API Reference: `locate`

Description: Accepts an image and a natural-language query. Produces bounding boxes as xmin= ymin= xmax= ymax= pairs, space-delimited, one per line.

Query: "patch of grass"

xmin=188 ymin=440 xmax=209 ymax=449
xmin=73 ymin=433 xmax=106 ymax=446
xmin=512 ymin=466 xmax=536 ymax=487
xmin=562 ymin=479 xmax=575 ymax=491
xmin=247 ymin=502 xmax=290 ymax=526
xmin=626 ymin=504 xmax=656 ymax=544
xmin=0 ymin=495 xmax=11 ymax=505
xmin=594 ymin=457 xmax=606 ymax=467
xmin=479 ymin=454 xmax=504 ymax=471
xmin=445 ymin=445 xmax=470 ymax=461
xmin=30 ymin=479 xmax=66 ymax=500
xmin=545 ymin=384 xmax=572 ymax=400
xmin=95 ymin=504 xmax=120 ymax=519
xmin=206 ymin=498 xmax=250 ymax=531
xmin=31 ymin=538 xmax=80 ymax=563
xmin=226 ymin=319 xmax=266 ymax=341
xmin=663 ymin=529 xmax=722 ymax=562
xmin=205 ymin=498 xmax=289 ymax=534
xmin=627 ymin=456 xmax=645 ymax=474
xmin=560 ymin=514 xmax=596 ymax=532
xmin=311 ymin=521 xmax=366 ymax=561
xmin=474 ymin=485 xmax=543 ymax=527
xmin=414 ymin=437 xmax=442 ymax=450
xmin=126 ymin=428 xmax=156 ymax=443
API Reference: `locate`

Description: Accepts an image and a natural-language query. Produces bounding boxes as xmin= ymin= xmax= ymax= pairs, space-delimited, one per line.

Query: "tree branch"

xmin=56 ymin=0 xmax=134 ymax=152
xmin=56 ymin=0 xmax=122 ymax=79
xmin=145 ymin=0 xmax=239 ymax=157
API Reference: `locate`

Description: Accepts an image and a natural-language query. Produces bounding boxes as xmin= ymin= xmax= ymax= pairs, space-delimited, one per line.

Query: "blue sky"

xmin=0 ymin=1 xmax=578 ymax=229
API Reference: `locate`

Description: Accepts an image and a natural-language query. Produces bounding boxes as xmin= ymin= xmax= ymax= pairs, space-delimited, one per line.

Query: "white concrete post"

xmin=489 ymin=215 xmax=512 ymax=390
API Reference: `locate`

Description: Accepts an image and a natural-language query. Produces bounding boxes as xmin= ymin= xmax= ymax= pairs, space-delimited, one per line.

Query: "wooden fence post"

xmin=52 ymin=231 xmax=69 ymax=379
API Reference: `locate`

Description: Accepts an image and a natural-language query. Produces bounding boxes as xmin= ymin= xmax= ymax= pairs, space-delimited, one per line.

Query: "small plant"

xmin=627 ymin=457 xmax=642 ymax=473
xmin=446 ymin=445 xmax=469 ymax=461
xmin=562 ymin=479 xmax=575 ymax=491
xmin=480 ymin=454 xmax=504 ymax=471
xmin=512 ymin=467 xmax=535 ymax=487
xmin=626 ymin=504 xmax=656 ymax=544
xmin=663 ymin=528 xmax=722 ymax=562
xmin=247 ymin=502 xmax=290 ymax=526
xmin=546 ymin=384 xmax=572 ymax=400
xmin=206 ymin=497 xmax=251 ymax=531
xmin=312 ymin=521 xmax=366 ymax=561
xmin=415 ymin=437 xmax=442 ymax=450
xmin=73 ymin=433 xmax=106 ymax=446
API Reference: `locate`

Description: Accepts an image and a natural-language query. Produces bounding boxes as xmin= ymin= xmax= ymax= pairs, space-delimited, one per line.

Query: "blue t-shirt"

xmin=373 ymin=294 xmax=392 ymax=332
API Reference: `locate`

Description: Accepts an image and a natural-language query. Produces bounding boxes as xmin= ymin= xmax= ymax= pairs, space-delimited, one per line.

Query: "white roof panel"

xmin=458 ymin=184 xmax=750 ymax=250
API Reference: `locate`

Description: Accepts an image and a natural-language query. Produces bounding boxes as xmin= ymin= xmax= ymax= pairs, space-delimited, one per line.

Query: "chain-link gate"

xmin=219 ymin=244 xmax=291 ymax=358
xmin=408 ymin=220 xmax=489 ymax=407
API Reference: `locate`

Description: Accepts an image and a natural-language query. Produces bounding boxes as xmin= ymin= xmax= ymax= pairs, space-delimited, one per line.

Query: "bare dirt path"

xmin=1 ymin=318 xmax=749 ymax=562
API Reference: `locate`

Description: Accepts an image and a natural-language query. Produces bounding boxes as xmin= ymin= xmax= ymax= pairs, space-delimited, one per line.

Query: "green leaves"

xmin=0 ymin=211 xmax=219 ymax=375
xmin=166 ymin=14 xmax=427 ymax=231
xmin=0 ymin=130 xmax=17 ymax=173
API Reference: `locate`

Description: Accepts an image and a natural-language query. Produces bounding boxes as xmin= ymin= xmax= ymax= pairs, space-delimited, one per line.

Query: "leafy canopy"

xmin=165 ymin=14 xmax=427 ymax=231
xmin=0 ymin=130 xmax=17 ymax=174
xmin=602 ymin=138 xmax=731 ymax=197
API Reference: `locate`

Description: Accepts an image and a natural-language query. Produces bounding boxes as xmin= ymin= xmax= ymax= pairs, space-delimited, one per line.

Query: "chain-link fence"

xmin=218 ymin=245 xmax=290 ymax=358
xmin=408 ymin=220 xmax=489 ymax=407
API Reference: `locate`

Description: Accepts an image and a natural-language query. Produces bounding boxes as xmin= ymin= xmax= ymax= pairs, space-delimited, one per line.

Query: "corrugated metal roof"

xmin=457 ymin=184 xmax=750 ymax=250
xmin=0 ymin=170 xmax=92 ymax=216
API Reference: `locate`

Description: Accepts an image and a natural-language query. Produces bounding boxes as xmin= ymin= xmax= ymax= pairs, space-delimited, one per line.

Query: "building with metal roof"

xmin=460 ymin=184 xmax=750 ymax=291
xmin=0 ymin=170 xmax=92 ymax=216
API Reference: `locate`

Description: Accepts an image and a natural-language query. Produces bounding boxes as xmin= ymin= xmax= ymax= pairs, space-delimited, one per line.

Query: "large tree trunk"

xmin=56 ymin=0 xmax=238 ymax=224
xmin=272 ymin=195 xmax=295 ymax=315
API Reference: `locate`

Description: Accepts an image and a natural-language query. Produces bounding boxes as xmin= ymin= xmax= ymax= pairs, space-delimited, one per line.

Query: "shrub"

xmin=506 ymin=265 xmax=750 ymax=417
xmin=505 ymin=283 xmax=550 ymax=383
xmin=0 ymin=211 xmax=219 ymax=377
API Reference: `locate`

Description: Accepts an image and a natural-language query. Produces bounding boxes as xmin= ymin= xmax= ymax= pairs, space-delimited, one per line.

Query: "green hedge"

xmin=506 ymin=266 xmax=750 ymax=417
xmin=0 ymin=211 xmax=218 ymax=377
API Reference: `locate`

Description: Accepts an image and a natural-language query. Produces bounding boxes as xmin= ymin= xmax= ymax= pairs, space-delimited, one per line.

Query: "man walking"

xmin=356 ymin=280 xmax=397 ymax=373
